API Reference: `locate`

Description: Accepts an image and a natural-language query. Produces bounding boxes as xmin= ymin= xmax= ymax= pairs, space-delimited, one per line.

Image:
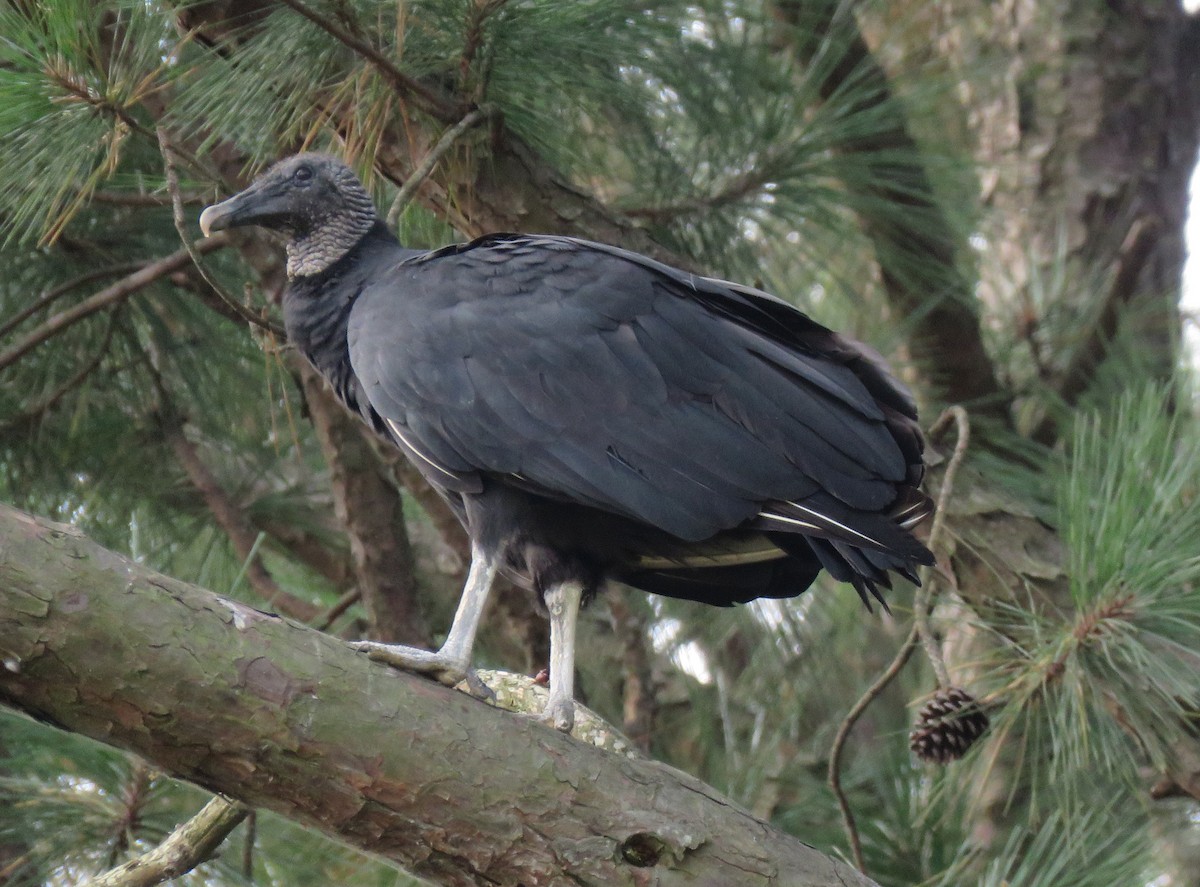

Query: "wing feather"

xmin=348 ymin=234 xmax=921 ymax=546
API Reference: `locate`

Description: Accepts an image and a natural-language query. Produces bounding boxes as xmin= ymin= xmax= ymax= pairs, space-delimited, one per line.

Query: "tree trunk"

xmin=296 ymin=360 xmax=428 ymax=646
xmin=938 ymin=0 xmax=1200 ymax=425
xmin=0 ymin=503 xmax=874 ymax=887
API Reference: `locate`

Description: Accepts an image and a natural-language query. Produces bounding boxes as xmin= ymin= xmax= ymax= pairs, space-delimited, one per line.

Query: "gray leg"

xmin=352 ymin=543 xmax=497 ymax=693
xmin=539 ymin=581 xmax=583 ymax=732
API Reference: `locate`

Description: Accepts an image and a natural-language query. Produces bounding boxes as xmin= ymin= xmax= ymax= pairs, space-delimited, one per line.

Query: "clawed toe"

xmin=532 ymin=697 xmax=575 ymax=733
xmin=460 ymin=669 xmax=497 ymax=702
xmin=349 ymin=641 xmax=467 ymax=687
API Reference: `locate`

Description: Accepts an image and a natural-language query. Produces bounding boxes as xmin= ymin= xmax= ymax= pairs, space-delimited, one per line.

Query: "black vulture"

xmin=200 ymin=153 xmax=934 ymax=731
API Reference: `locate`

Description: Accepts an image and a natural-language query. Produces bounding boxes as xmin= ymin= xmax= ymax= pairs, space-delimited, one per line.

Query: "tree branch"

xmin=0 ymin=263 xmax=142 ymax=343
xmin=773 ymin=1 xmax=1010 ymax=421
xmin=273 ymin=0 xmax=460 ymax=121
xmin=157 ymin=127 xmax=285 ymax=338
xmin=157 ymin=411 xmax=321 ymax=624
xmin=829 ymin=407 xmax=971 ymax=876
xmin=0 ymin=236 xmax=229 ymax=375
xmin=385 ymin=106 xmax=491 ymax=229
xmin=86 ymin=797 xmax=249 ymax=887
xmin=295 ymin=360 xmax=428 ymax=646
xmin=0 ymin=503 xmax=875 ymax=887
xmin=0 ymin=313 xmax=120 ymax=435
xmin=1029 ymin=218 xmax=1161 ymax=444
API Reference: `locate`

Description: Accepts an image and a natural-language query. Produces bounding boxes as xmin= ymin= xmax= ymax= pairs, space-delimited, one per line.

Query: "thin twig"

xmin=45 ymin=66 xmax=222 ymax=187
xmin=88 ymin=190 xmax=206 ymax=208
xmin=159 ymin=413 xmax=320 ymax=623
xmin=0 ymin=313 xmax=120 ymax=435
xmin=828 ymin=405 xmax=971 ymax=875
xmin=84 ymin=796 xmax=249 ymax=887
xmin=622 ymin=166 xmax=777 ymax=222
xmin=913 ymin=405 xmax=970 ymax=688
xmin=828 ymin=622 xmax=919 ymax=872
xmin=274 ymin=0 xmax=459 ymax=121
xmin=1030 ymin=217 xmax=1160 ymax=445
xmin=241 ymin=809 xmax=257 ymax=880
xmin=0 ymin=237 xmax=229 ymax=375
xmin=386 ymin=106 xmax=490 ymax=228
xmin=156 ymin=128 xmax=285 ymax=338
xmin=314 ymin=587 xmax=363 ymax=632
xmin=0 ymin=263 xmax=141 ymax=342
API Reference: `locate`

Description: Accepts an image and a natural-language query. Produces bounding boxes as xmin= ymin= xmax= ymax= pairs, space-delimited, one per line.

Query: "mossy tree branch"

xmin=0 ymin=503 xmax=874 ymax=887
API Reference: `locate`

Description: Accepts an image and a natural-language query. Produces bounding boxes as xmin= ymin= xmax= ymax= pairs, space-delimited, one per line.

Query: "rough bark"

xmin=0 ymin=503 xmax=875 ymax=887
xmin=936 ymin=0 xmax=1200 ymax=427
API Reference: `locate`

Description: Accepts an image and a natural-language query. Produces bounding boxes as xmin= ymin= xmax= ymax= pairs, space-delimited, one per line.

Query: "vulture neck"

xmin=283 ymin=221 xmax=402 ymax=412
xmin=286 ymin=205 xmax=377 ymax=278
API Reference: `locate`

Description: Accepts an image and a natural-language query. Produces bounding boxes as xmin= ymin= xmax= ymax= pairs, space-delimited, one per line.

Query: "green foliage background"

xmin=1 ymin=1 xmax=1197 ymax=885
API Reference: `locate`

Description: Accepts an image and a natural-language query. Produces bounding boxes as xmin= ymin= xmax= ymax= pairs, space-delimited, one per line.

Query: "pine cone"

xmin=909 ymin=686 xmax=989 ymax=763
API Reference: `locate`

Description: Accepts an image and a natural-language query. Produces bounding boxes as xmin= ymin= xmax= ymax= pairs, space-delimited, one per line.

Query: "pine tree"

xmin=1 ymin=1 xmax=1199 ymax=884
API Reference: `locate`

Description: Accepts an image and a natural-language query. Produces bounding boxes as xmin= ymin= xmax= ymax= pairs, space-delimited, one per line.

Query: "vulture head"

xmin=200 ymin=154 xmax=377 ymax=276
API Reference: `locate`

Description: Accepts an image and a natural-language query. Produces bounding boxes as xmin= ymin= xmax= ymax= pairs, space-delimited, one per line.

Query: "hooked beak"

xmin=199 ymin=178 xmax=292 ymax=237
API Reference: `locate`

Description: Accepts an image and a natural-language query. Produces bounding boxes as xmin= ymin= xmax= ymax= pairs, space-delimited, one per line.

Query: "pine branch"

xmin=0 ymin=503 xmax=877 ymax=887
xmin=157 ymin=127 xmax=285 ymax=338
xmin=157 ymin=410 xmax=320 ymax=624
xmin=773 ymin=0 xmax=1010 ymax=421
xmin=0 ymin=236 xmax=229 ymax=375
xmin=273 ymin=0 xmax=460 ymax=121
xmin=1030 ymin=218 xmax=1161 ymax=445
xmin=913 ymin=406 xmax=970 ymax=689
xmin=385 ymin=106 xmax=491 ymax=229
xmin=0 ymin=312 xmax=119 ymax=435
xmin=0 ymin=263 xmax=142 ymax=343
xmin=312 ymin=587 xmax=361 ymax=633
xmin=622 ymin=166 xmax=777 ymax=223
xmin=85 ymin=796 xmax=249 ymax=887
xmin=250 ymin=516 xmax=354 ymax=593
xmin=87 ymin=191 xmax=205 ymax=207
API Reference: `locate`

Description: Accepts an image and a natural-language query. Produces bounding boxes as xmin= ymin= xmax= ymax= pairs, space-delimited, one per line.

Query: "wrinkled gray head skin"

xmin=199 ymin=154 xmax=377 ymax=277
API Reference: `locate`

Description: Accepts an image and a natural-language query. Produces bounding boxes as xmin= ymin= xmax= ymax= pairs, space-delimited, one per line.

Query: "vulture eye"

xmin=293 ymin=165 xmax=313 ymax=183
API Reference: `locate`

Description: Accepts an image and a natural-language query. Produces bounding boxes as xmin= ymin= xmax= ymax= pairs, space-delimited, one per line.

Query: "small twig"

xmin=156 ymin=127 xmax=285 ymax=338
xmin=1031 ymin=217 xmax=1160 ymax=445
xmin=0 ymin=312 xmax=120 ymax=435
xmin=84 ymin=796 xmax=249 ymax=887
xmin=386 ymin=106 xmax=490 ymax=228
xmin=622 ymin=166 xmax=777 ymax=222
xmin=137 ymin=349 xmax=319 ymax=623
xmin=241 ymin=809 xmax=257 ymax=880
xmin=0 ymin=238 xmax=229 ymax=375
xmin=88 ymin=190 xmax=206 ymax=208
xmin=274 ymin=0 xmax=459 ymax=121
xmin=0 ymin=263 xmax=141 ymax=342
xmin=828 ymin=405 xmax=971 ymax=875
xmin=913 ymin=406 xmax=970 ymax=688
xmin=45 ymin=66 xmax=222 ymax=187
xmin=314 ymin=587 xmax=363 ymax=632
xmin=159 ymin=411 xmax=320 ymax=623
xmin=828 ymin=622 xmax=919 ymax=873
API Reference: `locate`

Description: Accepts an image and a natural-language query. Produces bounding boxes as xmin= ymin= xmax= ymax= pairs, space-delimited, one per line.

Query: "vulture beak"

xmin=199 ymin=178 xmax=292 ymax=237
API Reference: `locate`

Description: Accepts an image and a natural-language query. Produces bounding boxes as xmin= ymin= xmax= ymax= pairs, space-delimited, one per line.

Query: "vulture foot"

xmin=531 ymin=694 xmax=576 ymax=733
xmin=350 ymin=641 xmax=492 ymax=699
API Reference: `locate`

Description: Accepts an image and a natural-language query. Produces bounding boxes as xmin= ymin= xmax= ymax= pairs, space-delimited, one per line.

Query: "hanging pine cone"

xmin=909 ymin=686 xmax=989 ymax=763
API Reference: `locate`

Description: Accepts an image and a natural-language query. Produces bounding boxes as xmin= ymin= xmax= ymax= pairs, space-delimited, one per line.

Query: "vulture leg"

xmin=538 ymin=581 xmax=583 ymax=732
xmin=352 ymin=544 xmax=497 ymax=696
